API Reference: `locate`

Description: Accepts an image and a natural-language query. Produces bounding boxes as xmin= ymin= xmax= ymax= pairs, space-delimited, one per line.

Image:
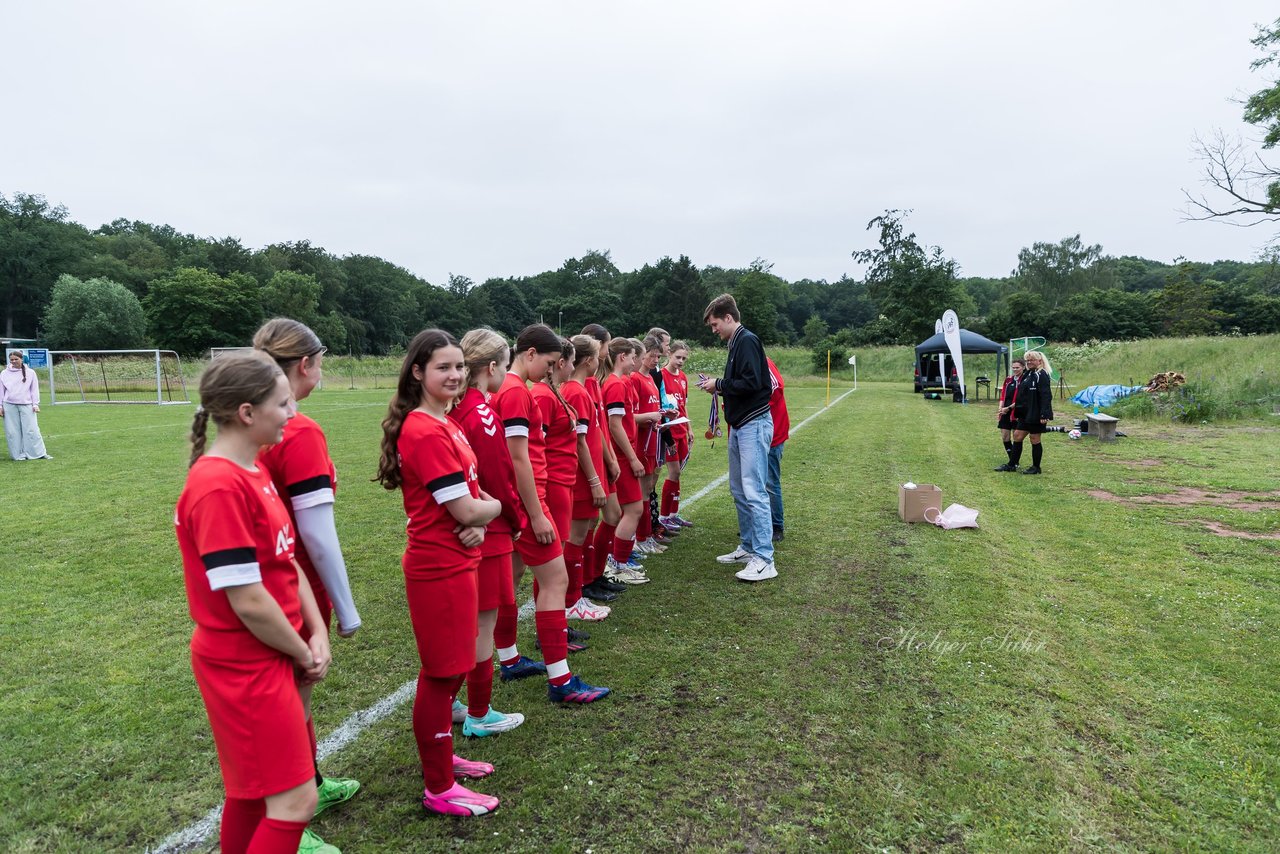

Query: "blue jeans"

xmin=767 ymin=442 xmax=785 ymax=533
xmin=728 ymin=415 xmax=774 ymax=562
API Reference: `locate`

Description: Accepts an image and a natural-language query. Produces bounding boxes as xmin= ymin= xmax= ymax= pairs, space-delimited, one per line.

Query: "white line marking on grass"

xmin=150 ymin=680 xmax=418 ymax=854
xmin=157 ymin=389 xmax=854 ymax=850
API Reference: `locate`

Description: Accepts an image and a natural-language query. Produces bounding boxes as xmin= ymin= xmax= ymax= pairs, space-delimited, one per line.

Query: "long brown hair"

xmin=375 ymin=329 xmax=459 ymax=490
xmin=581 ymin=324 xmax=611 ymax=382
xmin=603 ymin=337 xmax=633 ymax=374
xmin=189 ymin=352 xmax=283 ymax=468
xmin=541 ymin=336 xmax=577 ymax=424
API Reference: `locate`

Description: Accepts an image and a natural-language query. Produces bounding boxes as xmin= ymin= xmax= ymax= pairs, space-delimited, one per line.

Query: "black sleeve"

xmin=1038 ymin=371 xmax=1053 ymax=420
xmin=718 ymin=335 xmax=767 ymax=396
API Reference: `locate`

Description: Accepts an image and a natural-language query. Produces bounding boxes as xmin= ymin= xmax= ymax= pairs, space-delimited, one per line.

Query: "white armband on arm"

xmin=294 ymin=502 xmax=361 ymax=633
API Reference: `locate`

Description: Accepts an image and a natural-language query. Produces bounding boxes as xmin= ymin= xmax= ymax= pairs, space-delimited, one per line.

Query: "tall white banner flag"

xmin=934 ymin=319 xmax=944 ymax=384
xmin=942 ymin=310 xmax=964 ymax=401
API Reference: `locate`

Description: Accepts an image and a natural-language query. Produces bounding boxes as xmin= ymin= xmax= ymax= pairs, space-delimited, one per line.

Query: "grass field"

xmin=3 ymin=376 xmax=1279 ymax=852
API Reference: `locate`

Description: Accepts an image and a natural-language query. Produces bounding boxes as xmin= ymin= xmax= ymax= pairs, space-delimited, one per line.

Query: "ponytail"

xmin=188 ymin=407 xmax=210 ymax=468
xmin=543 ymin=337 xmax=577 ymax=424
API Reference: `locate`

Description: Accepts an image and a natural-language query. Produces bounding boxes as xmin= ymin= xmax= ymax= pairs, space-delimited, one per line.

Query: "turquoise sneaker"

xmin=314 ymin=776 xmax=360 ymax=816
xmin=462 ymin=707 xmax=525 ymax=737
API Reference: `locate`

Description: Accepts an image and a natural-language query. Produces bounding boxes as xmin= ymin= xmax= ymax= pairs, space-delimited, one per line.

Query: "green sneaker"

xmin=314 ymin=776 xmax=360 ymax=816
xmin=298 ymin=828 xmax=341 ymax=854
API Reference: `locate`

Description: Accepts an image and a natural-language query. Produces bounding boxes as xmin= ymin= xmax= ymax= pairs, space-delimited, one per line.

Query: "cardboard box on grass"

xmin=899 ymin=483 xmax=941 ymax=523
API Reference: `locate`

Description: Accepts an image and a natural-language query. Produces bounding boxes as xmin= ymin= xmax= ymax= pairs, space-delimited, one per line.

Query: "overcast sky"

xmin=4 ymin=1 xmax=1278 ymax=285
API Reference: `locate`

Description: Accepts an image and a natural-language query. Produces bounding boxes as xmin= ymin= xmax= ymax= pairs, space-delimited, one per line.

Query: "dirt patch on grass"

xmin=1087 ymin=487 xmax=1280 ymax=511
xmin=1196 ymin=521 xmax=1280 ymax=540
xmin=1120 ymin=459 xmax=1165 ymax=468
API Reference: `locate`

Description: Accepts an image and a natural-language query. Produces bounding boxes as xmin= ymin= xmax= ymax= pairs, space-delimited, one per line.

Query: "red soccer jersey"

xmin=257 ymin=413 xmax=336 ymax=580
xmin=532 ymin=382 xmax=579 ymax=487
xmin=602 ymin=374 xmax=637 ymax=455
xmin=449 ymin=387 xmax=526 ymax=542
xmin=562 ymin=378 xmax=604 ymax=494
xmin=661 ymin=366 xmax=690 ymax=440
xmin=767 ymin=357 xmax=790 ymax=447
xmin=493 ymin=372 xmax=549 ymax=490
xmin=177 ymin=455 xmax=301 ymax=661
xmin=397 ymin=410 xmax=482 ymax=580
xmin=630 ymin=371 xmax=661 ymax=459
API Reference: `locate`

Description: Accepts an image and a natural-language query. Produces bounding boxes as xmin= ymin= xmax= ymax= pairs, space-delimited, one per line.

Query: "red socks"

xmin=414 ymin=672 xmax=465 ymax=794
xmin=494 ymin=602 xmax=519 ymax=665
xmin=221 ymin=797 xmax=266 ymax=854
xmin=661 ymin=480 xmax=679 ymax=516
xmin=638 ymin=505 xmax=652 ymax=540
xmin=564 ymin=542 xmax=584 ymax=606
xmin=465 ymin=657 xmax=493 ymax=720
xmin=611 ymin=535 xmax=632 ymax=563
xmin=246 ymin=817 xmax=308 ymax=854
xmin=583 ymin=540 xmax=597 ymax=584
xmin=534 ymin=609 xmax=571 ymax=686
xmin=593 ymin=523 xmax=617 ymax=577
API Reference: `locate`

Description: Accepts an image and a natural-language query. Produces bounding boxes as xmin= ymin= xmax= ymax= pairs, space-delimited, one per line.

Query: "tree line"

xmin=4 ymin=192 xmax=1280 ymax=358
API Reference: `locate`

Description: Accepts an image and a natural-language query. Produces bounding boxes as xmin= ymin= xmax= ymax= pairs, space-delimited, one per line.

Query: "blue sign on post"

xmin=25 ymin=348 xmax=49 ymax=369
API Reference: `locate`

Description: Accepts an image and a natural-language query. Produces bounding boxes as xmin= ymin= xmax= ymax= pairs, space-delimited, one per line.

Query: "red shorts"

xmin=613 ymin=463 xmax=643 ymax=505
xmin=640 ymin=452 xmax=658 ymax=474
xmin=477 ymin=553 xmax=515 ymax=611
xmin=573 ymin=490 xmax=603 ymax=521
xmin=405 ymin=570 xmax=478 ymax=677
xmin=514 ymin=497 xmax=563 ymax=566
xmin=191 ymin=651 xmax=313 ymax=800
xmin=668 ymin=435 xmax=690 ymax=468
xmin=546 ymin=481 xmax=573 ymax=541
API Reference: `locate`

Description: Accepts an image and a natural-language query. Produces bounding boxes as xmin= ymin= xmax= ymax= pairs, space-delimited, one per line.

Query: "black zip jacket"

xmin=716 ymin=325 xmax=771 ymax=428
xmin=1015 ymin=369 xmax=1053 ymax=423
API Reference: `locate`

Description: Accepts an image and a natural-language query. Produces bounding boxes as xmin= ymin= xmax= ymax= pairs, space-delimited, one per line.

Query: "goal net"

xmin=47 ymin=350 xmax=191 ymax=405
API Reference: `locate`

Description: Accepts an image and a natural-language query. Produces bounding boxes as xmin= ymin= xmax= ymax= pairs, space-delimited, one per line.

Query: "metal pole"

xmin=155 ymin=349 xmax=162 ymax=404
xmin=826 ymin=350 xmax=831 ymax=407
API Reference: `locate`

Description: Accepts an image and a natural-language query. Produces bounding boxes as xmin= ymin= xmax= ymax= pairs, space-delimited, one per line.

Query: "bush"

xmin=812 ymin=337 xmax=849 ymax=373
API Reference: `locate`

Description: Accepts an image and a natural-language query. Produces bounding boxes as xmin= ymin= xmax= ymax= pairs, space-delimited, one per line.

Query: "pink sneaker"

xmin=566 ymin=597 xmax=610 ymax=621
xmin=452 ymin=753 xmax=495 ymax=779
xmin=422 ymin=782 xmax=499 ymax=816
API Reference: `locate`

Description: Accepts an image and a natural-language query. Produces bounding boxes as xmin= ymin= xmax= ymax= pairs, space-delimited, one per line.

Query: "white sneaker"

xmin=640 ymin=537 xmax=667 ymax=554
xmin=716 ymin=546 xmax=752 ymax=564
xmin=735 ymin=556 xmax=778 ymax=582
xmin=605 ymin=556 xmax=651 ymax=584
xmin=566 ymin=597 xmax=610 ymax=621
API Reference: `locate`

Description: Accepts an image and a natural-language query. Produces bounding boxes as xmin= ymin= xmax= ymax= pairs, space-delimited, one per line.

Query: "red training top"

xmin=532 ymin=381 xmax=579 ymax=487
xmin=661 ymin=366 xmax=690 ymax=441
xmin=766 ymin=358 xmax=790 ymax=448
xmin=562 ymin=378 xmax=605 ymax=499
xmin=602 ymin=374 xmax=637 ymax=456
xmin=177 ymin=456 xmax=300 ymax=661
xmin=257 ymin=413 xmax=336 ymax=582
xmin=493 ymin=372 xmax=548 ymax=492
xmin=630 ymin=370 xmax=661 ymax=459
xmin=450 ymin=387 xmax=526 ymax=556
xmin=397 ymin=410 xmax=481 ymax=580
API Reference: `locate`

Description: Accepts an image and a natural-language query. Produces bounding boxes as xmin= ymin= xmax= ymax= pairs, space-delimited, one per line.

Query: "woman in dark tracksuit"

xmin=1011 ymin=351 xmax=1053 ymax=475
xmin=994 ymin=358 xmax=1025 ymax=472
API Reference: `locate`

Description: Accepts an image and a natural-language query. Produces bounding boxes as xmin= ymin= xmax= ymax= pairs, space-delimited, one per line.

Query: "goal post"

xmin=47 ymin=350 xmax=191 ymax=405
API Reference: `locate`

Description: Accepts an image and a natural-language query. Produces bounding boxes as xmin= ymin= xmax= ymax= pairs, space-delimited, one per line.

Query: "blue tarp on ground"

xmin=1070 ymin=384 xmax=1145 ymax=408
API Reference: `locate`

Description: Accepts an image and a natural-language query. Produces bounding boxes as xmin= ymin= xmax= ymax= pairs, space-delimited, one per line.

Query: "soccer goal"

xmin=47 ymin=350 xmax=191 ymax=405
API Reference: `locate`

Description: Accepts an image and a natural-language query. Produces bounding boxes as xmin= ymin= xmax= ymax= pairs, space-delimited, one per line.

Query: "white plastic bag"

xmin=923 ymin=503 xmax=979 ymax=529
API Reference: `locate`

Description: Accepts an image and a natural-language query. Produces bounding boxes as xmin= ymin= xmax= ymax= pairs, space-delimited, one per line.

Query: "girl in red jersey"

xmin=561 ymin=334 xmax=619 ymax=607
xmin=176 ymin=352 xmax=335 ymax=854
xmin=450 ymin=328 xmax=529 ymax=737
xmin=659 ymin=340 xmax=694 ymax=528
xmin=492 ymin=323 xmax=611 ymax=703
xmin=375 ymin=329 xmax=503 ymax=817
xmin=600 ymin=338 xmax=651 ymax=583
xmin=579 ymin=325 xmax=628 ymax=601
xmin=252 ymin=318 xmax=362 ymax=821
xmin=630 ymin=337 xmax=667 ymax=555
xmin=537 ymin=337 xmax=610 ymax=622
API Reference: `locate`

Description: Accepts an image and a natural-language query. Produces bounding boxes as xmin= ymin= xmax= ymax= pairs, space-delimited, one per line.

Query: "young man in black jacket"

xmin=695 ymin=293 xmax=777 ymax=582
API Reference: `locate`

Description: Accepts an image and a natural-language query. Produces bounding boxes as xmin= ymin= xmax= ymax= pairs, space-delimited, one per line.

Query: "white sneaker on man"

xmin=716 ymin=546 xmax=752 ymax=564
xmin=735 ymin=556 xmax=778 ymax=582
